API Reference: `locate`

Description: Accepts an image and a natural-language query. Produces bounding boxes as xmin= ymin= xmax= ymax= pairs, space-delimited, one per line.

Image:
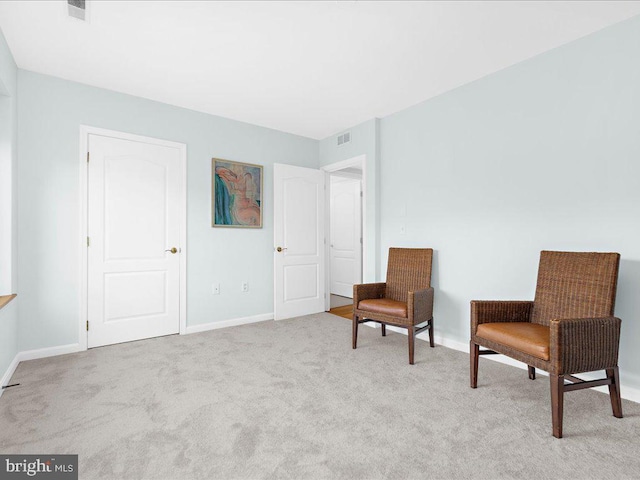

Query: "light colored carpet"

xmin=1 ymin=313 xmax=639 ymax=480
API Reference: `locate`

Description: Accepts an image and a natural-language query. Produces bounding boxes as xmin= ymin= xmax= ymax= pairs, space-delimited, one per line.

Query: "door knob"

xmin=276 ymin=247 xmax=287 ymax=252
xmin=165 ymin=247 xmax=178 ymax=254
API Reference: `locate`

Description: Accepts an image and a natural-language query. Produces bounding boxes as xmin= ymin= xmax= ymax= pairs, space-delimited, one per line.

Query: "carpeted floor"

xmin=1 ymin=313 xmax=639 ymax=479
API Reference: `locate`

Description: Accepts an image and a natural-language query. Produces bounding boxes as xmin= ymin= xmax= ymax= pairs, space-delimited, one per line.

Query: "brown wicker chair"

xmin=353 ymin=248 xmax=434 ymax=364
xmin=470 ymin=251 xmax=622 ymax=438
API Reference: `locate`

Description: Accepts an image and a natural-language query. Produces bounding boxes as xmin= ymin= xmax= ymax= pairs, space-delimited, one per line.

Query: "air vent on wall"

xmin=337 ymin=132 xmax=351 ymax=146
xmin=68 ymin=0 xmax=86 ymax=21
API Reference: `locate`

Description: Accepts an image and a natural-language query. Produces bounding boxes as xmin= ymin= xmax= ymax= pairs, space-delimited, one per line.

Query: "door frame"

xmin=321 ymin=155 xmax=366 ymax=311
xmin=78 ymin=125 xmax=187 ymax=350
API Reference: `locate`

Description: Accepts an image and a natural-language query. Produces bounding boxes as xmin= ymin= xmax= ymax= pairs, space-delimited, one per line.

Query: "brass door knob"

xmin=165 ymin=247 xmax=178 ymax=254
xmin=276 ymin=247 xmax=287 ymax=252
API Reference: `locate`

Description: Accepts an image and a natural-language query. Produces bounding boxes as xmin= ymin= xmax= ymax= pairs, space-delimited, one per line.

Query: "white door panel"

xmin=274 ymin=163 xmax=325 ymax=320
xmin=284 ymin=264 xmax=319 ymax=301
xmin=105 ymin=155 xmax=168 ymax=260
xmin=330 ymin=178 xmax=362 ymax=298
xmin=284 ymin=178 xmax=320 ymax=256
xmin=88 ymin=134 xmax=181 ymax=348
xmin=104 ymin=271 xmax=167 ymax=321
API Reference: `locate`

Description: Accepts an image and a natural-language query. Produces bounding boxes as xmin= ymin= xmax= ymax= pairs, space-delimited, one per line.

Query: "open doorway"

xmin=329 ymin=173 xmax=362 ymax=308
xmin=322 ymin=155 xmax=365 ymax=313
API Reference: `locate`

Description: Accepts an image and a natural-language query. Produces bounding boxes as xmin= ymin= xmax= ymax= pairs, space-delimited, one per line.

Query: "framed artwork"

xmin=212 ymin=158 xmax=263 ymax=228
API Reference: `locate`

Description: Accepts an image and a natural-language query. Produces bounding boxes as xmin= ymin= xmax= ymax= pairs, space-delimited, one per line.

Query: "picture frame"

xmin=212 ymin=158 xmax=263 ymax=228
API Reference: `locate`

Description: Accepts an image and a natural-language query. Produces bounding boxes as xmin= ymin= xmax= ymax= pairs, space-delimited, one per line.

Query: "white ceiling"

xmin=1 ymin=1 xmax=639 ymax=140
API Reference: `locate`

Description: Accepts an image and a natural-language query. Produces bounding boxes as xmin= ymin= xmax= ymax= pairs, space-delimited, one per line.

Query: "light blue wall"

xmin=319 ymin=119 xmax=380 ymax=281
xmin=379 ymin=15 xmax=640 ymax=388
xmin=6 ymin=13 xmax=640 ymax=393
xmin=0 ymin=27 xmax=18 ymax=381
xmin=17 ymin=71 xmax=318 ymax=351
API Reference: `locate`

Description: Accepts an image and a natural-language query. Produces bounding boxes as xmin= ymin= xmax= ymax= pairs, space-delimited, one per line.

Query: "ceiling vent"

xmin=68 ymin=0 xmax=86 ymax=21
xmin=337 ymin=132 xmax=351 ymax=146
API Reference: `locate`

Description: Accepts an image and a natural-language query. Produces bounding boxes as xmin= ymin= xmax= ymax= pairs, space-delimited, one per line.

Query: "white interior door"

xmin=274 ymin=163 xmax=325 ymax=320
xmin=330 ymin=177 xmax=362 ymax=298
xmin=87 ymin=134 xmax=182 ymax=348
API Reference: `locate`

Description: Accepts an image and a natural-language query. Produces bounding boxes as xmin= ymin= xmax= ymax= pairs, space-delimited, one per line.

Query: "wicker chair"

xmin=470 ymin=251 xmax=622 ymax=438
xmin=353 ymin=248 xmax=434 ymax=364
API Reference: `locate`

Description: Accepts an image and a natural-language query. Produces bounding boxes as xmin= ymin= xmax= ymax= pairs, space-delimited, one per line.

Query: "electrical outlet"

xmin=212 ymin=283 xmax=220 ymax=295
xmin=241 ymin=281 xmax=249 ymax=292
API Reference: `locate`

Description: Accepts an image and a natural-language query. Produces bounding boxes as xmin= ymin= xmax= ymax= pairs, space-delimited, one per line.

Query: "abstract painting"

xmin=212 ymin=158 xmax=263 ymax=228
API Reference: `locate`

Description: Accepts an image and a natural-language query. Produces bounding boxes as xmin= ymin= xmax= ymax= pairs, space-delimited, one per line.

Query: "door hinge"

xmin=360 ymin=191 xmax=363 ymax=197
xmin=86 ymin=320 xmax=89 ymax=331
xmin=87 ymin=152 xmax=90 ymax=163
xmin=87 ymin=236 xmax=90 ymax=247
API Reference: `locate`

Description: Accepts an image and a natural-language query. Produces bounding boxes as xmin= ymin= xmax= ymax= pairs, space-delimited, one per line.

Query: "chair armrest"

xmin=550 ymin=316 xmax=621 ymax=375
xmin=470 ymin=300 xmax=534 ymax=336
xmin=353 ymin=282 xmax=386 ymax=307
xmin=409 ymin=287 xmax=434 ymax=323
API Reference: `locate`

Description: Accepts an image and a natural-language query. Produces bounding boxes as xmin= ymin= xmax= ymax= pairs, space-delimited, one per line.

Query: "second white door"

xmin=87 ymin=133 xmax=183 ymax=348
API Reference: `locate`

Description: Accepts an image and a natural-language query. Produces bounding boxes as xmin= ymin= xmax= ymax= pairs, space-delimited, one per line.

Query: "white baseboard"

xmin=1 ymin=315 xmax=274 ymax=392
xmin=17 ymin=343 xmax=83 ymax=362
xmin=0 ymin=353 xmax=20 ymax=399
xmin=184 ymin=313 xmax=273 ymax=335
xmin=400 ymin=326 xmax=640 ymax=404
xmin=1 ymin=343 xmax=82 ymax=398
xmin=477 ymin=354 xmax=640 ymax=404
xmin=5 ymin=318 xmax=639 ymax=405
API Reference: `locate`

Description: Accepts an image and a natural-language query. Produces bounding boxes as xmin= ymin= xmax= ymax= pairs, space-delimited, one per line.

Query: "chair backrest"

xmin=531 ymin=251 xmax=620 ymax=326
xmin=385 ymin=248 xmax=433 ymax=302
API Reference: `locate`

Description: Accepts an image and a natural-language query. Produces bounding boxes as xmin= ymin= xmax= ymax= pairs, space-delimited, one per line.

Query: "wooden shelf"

xmin=0 ymin=294 xmax=17 ymax=311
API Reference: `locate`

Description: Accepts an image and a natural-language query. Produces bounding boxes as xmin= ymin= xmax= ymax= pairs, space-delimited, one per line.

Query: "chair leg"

xmin=408 ymin=326 xmax=415 ymax=365
xmin=428 ymin=318 xmax=434 ymax=347
xmin=550 ymin=374 xmax=564 ymax=438
xmin=352 ymin=314 xmax=358 ymax=349
xmin=381 ymin=324 xmax=386 ymax=337
xmin=470 ymin=342 xmax=479 ymax=388
xmin=528 ymin=366 xmax=536 ymax=380
xmin=607 ymin=367 xmax=623 ymax=418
